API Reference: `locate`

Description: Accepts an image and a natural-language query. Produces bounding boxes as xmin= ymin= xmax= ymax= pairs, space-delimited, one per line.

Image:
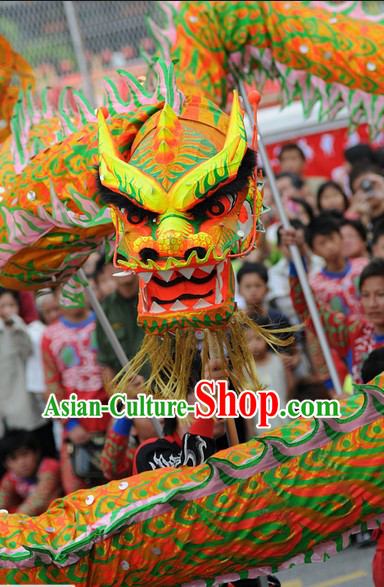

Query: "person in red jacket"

xmin=0 ymin=430 xmax=61 ymax=516
xmin=41 ymin=300 xmax=110 ymax=494
xmin=280 ymin=227 xmax=384 ymax=385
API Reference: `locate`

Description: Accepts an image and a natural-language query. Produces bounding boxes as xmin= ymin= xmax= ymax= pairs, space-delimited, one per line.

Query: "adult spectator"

xmin=0 ymin=289 xmax=45 ymax=439
xmin=340 ymin=219 xmax=369 ymax=260
xmin=317 ymin=181 xmax=349 ymax=215
xmin=345 ymin=144 xmax=376 ymax=174
xmin=332 ymin=144 xmax=375 ymax=196
xmin=349 ymin=163 xmax=384 ymax=228
xmin=305 ymin=213 xmax=369 ymax=316
xmin=96 ymin=274 xmax=149 ymax=390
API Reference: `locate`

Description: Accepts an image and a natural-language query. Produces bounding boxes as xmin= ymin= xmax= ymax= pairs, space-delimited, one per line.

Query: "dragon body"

xmin=1 ymin=378 xmax=384 ymax=585
xmin=0 ymin=1 xmax=384 ymax=585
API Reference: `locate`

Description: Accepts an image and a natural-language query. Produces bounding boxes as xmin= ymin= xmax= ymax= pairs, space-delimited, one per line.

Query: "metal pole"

xmin=63 ymin=0 xmax=95 ymax=108
xmin=239 ymin=81 xmax=343 ymax=396
xmin=77 ymin=268 xmax=163 ymax=437
xmin=257 ymin=578 xmax=269 ymax=587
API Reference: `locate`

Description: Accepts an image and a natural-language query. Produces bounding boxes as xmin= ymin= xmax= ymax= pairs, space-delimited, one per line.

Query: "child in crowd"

xmin=340 ymin=219 xmax=369 ymax=260
xmin=245 ymin=316 xmax=292 ymax=435
xmin=282 ymin=228 xmax=384 ymax=384
xmin=0 ymin=430 xmax=61 ymax=516
xmin=41 ymin=294 xmax=110 ymax=494
xmin=317 ymin=181 xmax=349 ymax=215
xmin=237 ymin=262 xmax=292 ymax=328
xmin=0 ymin=289 xmax=45 ymax=440
xmin=267 ymin=220 xmax=323 ymax=324
xmin=237 ymin=263 xmax=301 ymax=373
xmin=25 ymin=290 xmax=61 ymax=458
xmin=306 ymin=213 xmax=369 ymax=316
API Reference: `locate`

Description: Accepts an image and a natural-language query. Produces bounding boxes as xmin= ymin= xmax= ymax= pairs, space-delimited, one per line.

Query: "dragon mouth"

xmin=137 ymin=260 xmax=229 ymax=315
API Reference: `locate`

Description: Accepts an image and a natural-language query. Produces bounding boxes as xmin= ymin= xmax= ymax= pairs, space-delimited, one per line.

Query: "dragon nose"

xmin=139 ymin=248 xmax=160 ymax=263
xmin=184 ymin=247 xmax=207 ymax=261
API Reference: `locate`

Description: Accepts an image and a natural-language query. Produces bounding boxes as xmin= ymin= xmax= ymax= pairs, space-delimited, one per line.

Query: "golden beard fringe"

xmin=112 ymin=309 xmax=295 ymax=400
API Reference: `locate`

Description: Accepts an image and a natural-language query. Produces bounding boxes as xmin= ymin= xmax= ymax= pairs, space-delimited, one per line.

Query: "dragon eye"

xmin=126 ymin=209 xmax=147 ymax=225
xmin=198 ymin=194 xmax=237 ymax=219
xmin=120 ymin=202 xmax=157 ymax=225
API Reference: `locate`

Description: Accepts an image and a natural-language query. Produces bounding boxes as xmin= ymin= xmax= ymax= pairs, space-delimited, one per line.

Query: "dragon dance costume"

xmin=0 ymin=1 xmax=384 ymax=585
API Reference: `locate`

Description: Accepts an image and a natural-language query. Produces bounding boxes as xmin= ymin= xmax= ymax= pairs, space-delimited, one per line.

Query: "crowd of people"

xmin=0 ymin=141 xmax=383 ymax=557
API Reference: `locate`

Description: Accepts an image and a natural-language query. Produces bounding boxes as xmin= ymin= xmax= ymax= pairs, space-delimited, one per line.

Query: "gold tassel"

xmin=112 ymin=309 xmax=297 ymax=399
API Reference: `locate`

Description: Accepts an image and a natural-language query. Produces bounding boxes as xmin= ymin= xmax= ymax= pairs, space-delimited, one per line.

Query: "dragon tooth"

xmin=178 ymin=267 xmax=195 ymax=279
xmin=193 ymin=298 xmax=212 ymax=309
xmin=200 ymin=264 xmax=214 ymax=274
xmin=150 ymin=301 xmax=166 ymax=313
xmin=158 ymin=269 xmax=174 ymax=282
xmin=138 ymin=272 xmax=152 ymax=284
xmin=215 ymin=281 xmax=223 ymax=304
xmin=170 ymin=300 xmax=188 ymax=311
xmin=113 ymin=270 xmax=133 ymax=277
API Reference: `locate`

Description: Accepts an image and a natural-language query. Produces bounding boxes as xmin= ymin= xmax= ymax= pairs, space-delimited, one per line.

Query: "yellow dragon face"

xmin=98 ymin=92 xmax=263 ymax=334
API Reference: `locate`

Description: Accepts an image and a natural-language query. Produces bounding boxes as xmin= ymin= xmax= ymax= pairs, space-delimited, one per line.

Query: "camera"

xmin=361 ymin=178 xmax=375 ymax=194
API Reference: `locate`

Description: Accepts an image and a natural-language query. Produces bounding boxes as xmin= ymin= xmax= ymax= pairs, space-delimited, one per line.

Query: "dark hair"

xmin=237 ymin=262 xmax=268 ymax=285
xmin=372 ymin=218 xmax=384 ymax=245
xmin=276 ymin=219 xmax=304 ymax=247
xmin=0 ymin=430 xmax=39 ymax=464
xmin=317 ymin=181 xmax=349 ymax=213
xmin=0 ymin=288 xmax=20 ymax=303
xmin=361 ymin=348 xmax=384 ymax=384
xmin=247 ymin=314 xmax=271 ymax=329
xmin=344 ymin=143 xmax=375 ymax=166
xmin=92 ymin=254 xmax=114 ymax=284
xmin=359 ymin=257 xmax=384 ymax=290
xmin=341 ymin=219 xmax=367 ymax=243
xmin=291 ymin=197 xmax=314 ymax=223
xmin=289 ymin=376 xmax=332 ymax=402
xmin=305 ymin=213 xmax=341 ymax=249
xmin=349 ymin=163 xmax=384 ymax=194
xmin=276 ymin=171 xmax=304 ymax=190
xmin=279 ymin=143 xmax=306 ymax=162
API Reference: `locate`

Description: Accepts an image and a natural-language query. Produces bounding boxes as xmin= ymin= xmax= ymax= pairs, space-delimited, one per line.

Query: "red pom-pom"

xmin=248 ymin=90 xmax=261 ymax=106
xmin=99 ymin=106 xmax=109 ymax=119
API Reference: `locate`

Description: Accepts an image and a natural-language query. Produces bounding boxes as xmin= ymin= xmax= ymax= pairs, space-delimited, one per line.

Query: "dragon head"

xmin=97 ymin=92 xmax=263 ymax=336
